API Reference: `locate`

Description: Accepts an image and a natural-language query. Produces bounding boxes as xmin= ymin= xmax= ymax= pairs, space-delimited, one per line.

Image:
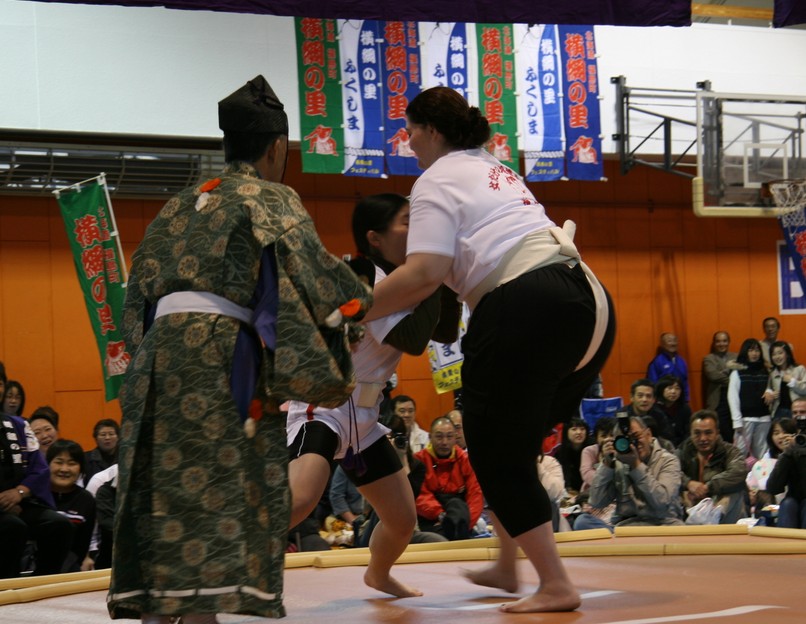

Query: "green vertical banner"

xmin=476 ymin=23 xmax=519 ymax=170
xmin=57 ymin=180 xmax=131 ymax=401
xmin=296 ymin=17 xmax=345 ymax=173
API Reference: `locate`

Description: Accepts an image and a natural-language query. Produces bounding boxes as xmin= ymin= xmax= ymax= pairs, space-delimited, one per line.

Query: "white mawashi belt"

xmin=154 ymin=291 xmax=253 ymax=324
xmin=355 ymin=382 xmax=386 ymax=408
xmin=467 ymin=221 xmax=609 ymax=372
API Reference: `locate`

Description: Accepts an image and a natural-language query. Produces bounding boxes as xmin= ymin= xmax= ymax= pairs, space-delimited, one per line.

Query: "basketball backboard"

xmin=693 ymin=91 xmax=806 ymax=216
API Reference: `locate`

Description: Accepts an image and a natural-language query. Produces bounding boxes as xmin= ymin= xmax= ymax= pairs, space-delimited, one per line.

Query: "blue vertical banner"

xmin=558 ymin=25 xmax=603 ymax=181
xmin=778 ymin=204 xmax=806 ymax=313
xmin=339 ymin=19 xmax=386 ymax=177
xmin=777 ymin=241 xmax=806 ymax=313
xmin=419 ymin=22 xmax=471 ymax=98
xmin=515 ymin=24 xmax=564 ymax=182
xmin=380 ymin=21 xmax=422 ymax=176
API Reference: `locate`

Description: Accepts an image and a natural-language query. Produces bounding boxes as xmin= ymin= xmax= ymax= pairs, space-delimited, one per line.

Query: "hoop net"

xmin=770 ymin=180 xmax=806 ymax=230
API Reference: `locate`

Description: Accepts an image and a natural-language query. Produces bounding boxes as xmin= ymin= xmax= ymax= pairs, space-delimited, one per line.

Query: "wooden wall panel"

xmin=2 ymin=157 xmax=806 ymax=451
xmin=50 ymin=236 xmax=101 ymax=391
xmin=1 ymin=241 xmax=56 ymax=412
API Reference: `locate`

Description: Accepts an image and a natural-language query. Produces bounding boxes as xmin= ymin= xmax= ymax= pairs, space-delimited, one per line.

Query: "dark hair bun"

xmin=465 ymin=107 xmax=491 ymax=148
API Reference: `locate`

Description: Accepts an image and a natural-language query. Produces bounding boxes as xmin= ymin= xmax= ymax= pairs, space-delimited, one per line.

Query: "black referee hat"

xmin=218 ymin=75 xmax=288 ymax=134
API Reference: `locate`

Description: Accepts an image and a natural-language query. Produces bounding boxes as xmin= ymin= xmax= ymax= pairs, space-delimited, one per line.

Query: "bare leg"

xmin=288 ymin=453 xmax=331 ymax=529
xmin=462 ymin=511 xmax=519 ymax=593
xmin=499 ymin=521 xmax=580 ymax=613
xmin=358 ymin=469 xmax=423 ymax=598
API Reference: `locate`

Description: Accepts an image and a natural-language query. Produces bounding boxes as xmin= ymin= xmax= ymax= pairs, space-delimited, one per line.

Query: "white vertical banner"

xmin=514 ymin=23 xmax=565 ymax=181
xmin=418 ymin=22 xmax=478 ymax=105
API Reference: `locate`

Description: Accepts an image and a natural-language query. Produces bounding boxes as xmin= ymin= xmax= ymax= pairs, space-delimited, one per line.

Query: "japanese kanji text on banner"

xmin=56 ymin=177 xmax=131 ymax=401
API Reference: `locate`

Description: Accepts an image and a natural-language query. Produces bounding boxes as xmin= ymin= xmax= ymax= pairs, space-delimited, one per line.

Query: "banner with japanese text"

xmin=427 ymin=302 xmax=469 ymax=394
xmin=380 ymin=21 xmax=422 ymax=176
xmin=57 ymin=180 xmax=131 ymax=401
xmin=296 ymin=17 xmax=344 ymax=174
xmin=558 ymin=25 xmax=604 ymax=181
xmin=295 ymin=20 xmax=603 ymax=181
xmin=515 ymin=24 xmax=565 ymax=182
xmin=419 ymin=22 xmax=472 ymax=97
xmin=476 ymin=24 xmax=518 ymax=170
xmin=339 ymin=19 xmax=386 ymax=177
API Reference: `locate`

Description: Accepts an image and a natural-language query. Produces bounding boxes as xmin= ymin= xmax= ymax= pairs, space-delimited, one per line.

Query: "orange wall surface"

xmin=1 ymin=152 xmax=804 ymax=448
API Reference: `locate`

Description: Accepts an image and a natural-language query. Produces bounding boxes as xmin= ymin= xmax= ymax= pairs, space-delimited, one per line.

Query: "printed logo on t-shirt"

xmin=488 ymin=165 xmax=538 ymax=206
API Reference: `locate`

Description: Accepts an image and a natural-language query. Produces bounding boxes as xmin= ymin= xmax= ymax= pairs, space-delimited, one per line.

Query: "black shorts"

xmin=340 ymin=435 xmax=403 ymax=487
xmin=288 ymin=421 xmax=402 ymax=487
xmin=288 ymin=420 xmax=339 ymax=470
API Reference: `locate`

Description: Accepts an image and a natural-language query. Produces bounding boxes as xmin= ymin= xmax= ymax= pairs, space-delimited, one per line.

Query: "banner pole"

xmin=51 ymin=174 xmax=105 ymax=199
xmin=97 ymin=173 xmax=129 ymax=286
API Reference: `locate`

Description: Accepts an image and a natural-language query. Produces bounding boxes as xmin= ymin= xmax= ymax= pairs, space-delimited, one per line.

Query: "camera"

xmin=613 ymin=412 xmax=635 ymax=454
xmin=794 ymin=418 xmax=806 ymax=449
xmin=391 ymin=432 xmax=408 ymax=450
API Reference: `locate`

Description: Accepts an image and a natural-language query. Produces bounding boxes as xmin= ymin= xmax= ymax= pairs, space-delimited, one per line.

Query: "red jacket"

xmin=413 ymin=445 xmax=484 ymax=525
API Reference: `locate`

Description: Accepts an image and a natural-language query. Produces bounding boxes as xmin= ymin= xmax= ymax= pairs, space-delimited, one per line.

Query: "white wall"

xmin=2 ymin=0 xmax=805 ymax=152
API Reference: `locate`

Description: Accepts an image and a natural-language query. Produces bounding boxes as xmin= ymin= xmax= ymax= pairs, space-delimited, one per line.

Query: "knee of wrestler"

xmin=378 ymin=503 xmax=416 ymax=536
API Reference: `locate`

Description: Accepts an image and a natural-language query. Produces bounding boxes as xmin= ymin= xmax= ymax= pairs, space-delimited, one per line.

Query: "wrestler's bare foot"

xmin=498 ymin=581 xmax=580 ymax=613
xmin=364 ymin=568 xmax=423 ymax=598
xmin=462 ymin=566 xmax=519 ymax=594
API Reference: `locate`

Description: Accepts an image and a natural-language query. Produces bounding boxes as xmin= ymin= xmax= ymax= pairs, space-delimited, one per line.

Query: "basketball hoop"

xmin=767 ymin=179 xmax=806 ymax=229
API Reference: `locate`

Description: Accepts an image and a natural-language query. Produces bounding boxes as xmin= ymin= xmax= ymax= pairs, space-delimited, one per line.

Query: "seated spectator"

xmin=702 ymin=331 xmax=740 ymax=444
xmin=0 ymin=410 xmax=73 ymax=578
xmin=358 ymin=415 xmax=447 ymax=547
xmin=29 ymin=406 xmax=61 ymax=457
xmin=765 ymin=398 xmax=806 ymax=528
xmin=646 ymin=332 xmax=689 ymax=401
xmin=414 ymin=416 xmax=483 ymax=540
xmin=678 ymin=410 xmax=747 ymax=524
xmin=84 ymin=419 xmax=120 ymax=481
xmin=654 ymin=375 xmax=692 ymax=447
xmin=392 ymin=395 xmax=429 ymax=452
xmin=47 ymin=439 xmax=96 ymax=572
xmin=537 ymin=454 xmax=568 ymax=532
xmin=86 ymin=464 xmax=118 ymax=569
xmin=580 ymin=416 xmax=617 ymax=492
xmin=329 ymin=465 xmax=364 ymax=526
xmin=746 ymin=417 xmax=797 ymax=516
xmin=625 ymin=379 xmax=674 ymax=444
xmin=447 ymin=409 xmax=466 ymax=450
xmin=764 ymin=341 xmax=806 ymax=421
xmin=549 ymin=416 xmax=593 ymax=497
xmin=288 ymin=512 xmax=331 ymax=553
xmin=574 ymin=416 xmax=684 ymax=531
xmin=2 ymin=380 xmax=26 ymax=417
xmin=728 ymin=338 xmax=771 ymax=459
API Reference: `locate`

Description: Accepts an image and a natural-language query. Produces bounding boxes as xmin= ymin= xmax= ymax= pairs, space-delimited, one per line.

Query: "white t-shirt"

xmin=407 ymin=148 xmax=554 ymax=301
xmin=286 ymin=265 xmax=414 ymax=459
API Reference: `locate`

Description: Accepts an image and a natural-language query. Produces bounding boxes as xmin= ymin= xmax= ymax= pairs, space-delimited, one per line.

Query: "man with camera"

xmin=573 ymin=415 xmax=683 ymax=531
xmin=677 ymin=410 xmax=747 ymax=524
xmin=765 ymin=398 xmax=806 ymax=528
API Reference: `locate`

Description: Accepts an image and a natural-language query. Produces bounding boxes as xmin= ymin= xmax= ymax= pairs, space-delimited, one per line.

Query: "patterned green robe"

xmin=108 ymin=163 xmax=371 ymax=619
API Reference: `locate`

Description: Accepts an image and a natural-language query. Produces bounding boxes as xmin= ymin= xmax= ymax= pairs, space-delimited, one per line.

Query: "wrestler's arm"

xmin=364 ymin=252 xmax=452 ymax=321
